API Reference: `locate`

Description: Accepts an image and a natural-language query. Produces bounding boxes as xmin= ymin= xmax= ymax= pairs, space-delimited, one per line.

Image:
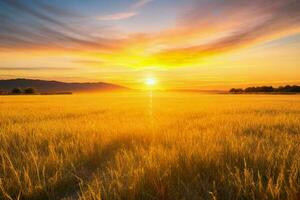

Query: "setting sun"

xmin=145 ymin=77 xmax=157 ymax=86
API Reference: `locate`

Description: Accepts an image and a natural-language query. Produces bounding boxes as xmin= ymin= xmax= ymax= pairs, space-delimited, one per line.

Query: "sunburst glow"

xmin=145 ymin=77 xmax=157 ymax=86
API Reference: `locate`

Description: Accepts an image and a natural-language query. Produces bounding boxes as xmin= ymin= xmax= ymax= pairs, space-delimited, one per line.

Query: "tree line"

xmin=10 ymin=87 xmax=36 ymax=94
xmin=229 ymin=85 xmax=300 ymax=93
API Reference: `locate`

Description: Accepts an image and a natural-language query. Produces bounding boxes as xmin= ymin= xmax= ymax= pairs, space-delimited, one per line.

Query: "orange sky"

xmin=0 ymin=0 xmax=300 ymax=90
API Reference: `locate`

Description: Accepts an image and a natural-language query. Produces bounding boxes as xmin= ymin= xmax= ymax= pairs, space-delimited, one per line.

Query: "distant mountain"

xmin=0 ymin=78 xmax=128 ymax=93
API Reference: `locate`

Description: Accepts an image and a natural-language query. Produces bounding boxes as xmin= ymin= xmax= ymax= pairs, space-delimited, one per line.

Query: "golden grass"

xmin=0 ymin=92 xmax=299 ymax=200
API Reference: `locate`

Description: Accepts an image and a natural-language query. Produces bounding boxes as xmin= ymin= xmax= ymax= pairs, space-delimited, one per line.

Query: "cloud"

xmin=97 ymin=0 xmax=153 ymax=21
xmin=131 ymin=0 xmax=153 ymax=9
xmin=0 ymin=67 xmax=74 ymax=71
xmin=0 ymin=0 xmax=125 ymax=51
xmin=97 ymin=12 xmax=138 ymax=21
xmin=73 ymin=60 xmax=104 ymax=65
xmin=148 ymin=0 xmax=300 ymax=66
xmin=1 ymin=0 xmax=74 ymax=32
xmin=0 ymin=0 xmax=300 ymax=69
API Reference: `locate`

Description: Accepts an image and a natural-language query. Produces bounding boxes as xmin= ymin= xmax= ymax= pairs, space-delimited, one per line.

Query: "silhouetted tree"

xmin=229 ymin=85 xmax=300 ymax=94
xmin=261 ymin=86 xmax=274 ymax=92
xmin=275 ymin=85 xmax=300 ymax=93
xmin=244 ymin=86 xmax=274 ymax=93
xmin=244 ymin=87 xmax=255 ymax=93
xmin=24 ymin=87 xmax=36 ymax=94
xmin=11 ymin=88 xmax=22 ymax=94
xmin=229 ymin=88 xmax=244 ymax=93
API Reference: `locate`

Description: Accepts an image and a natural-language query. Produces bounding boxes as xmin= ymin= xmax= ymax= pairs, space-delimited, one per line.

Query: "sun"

xmin=145 ymin=77 xmax=157 ymax=86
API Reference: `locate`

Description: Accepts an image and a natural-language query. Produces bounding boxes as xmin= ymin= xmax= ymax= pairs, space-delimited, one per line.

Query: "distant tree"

xmin=229 ymin=88 xmax=235 ymax=93
xmin=276 ymin=85 xmax=300 ymax=93
xmin=244 ymin=87 xmax=255 ymax=93
xmin=229 ymin=88 xmax=243 ymax=93
xmin=244 ymin=86 xmax=274 ymax=93
xmin=231 ymin=85 xmax=300 ymax=94
xmin=261 ymin=86 xmax=274 ymax=92
xmin=24 ymin=87 xmax=36 ymax=94
xmin=290 ymin=85 xmax=300 ymax=92
xmin=11 ymin=88 xmax=22 ymax=94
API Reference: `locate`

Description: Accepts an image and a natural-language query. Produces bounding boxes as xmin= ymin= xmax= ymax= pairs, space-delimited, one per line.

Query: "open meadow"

xmin=0 ymin=93 xmax=300 ymax=200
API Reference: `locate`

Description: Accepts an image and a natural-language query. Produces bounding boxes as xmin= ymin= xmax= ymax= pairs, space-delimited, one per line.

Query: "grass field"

xmin=0 ymin=92 xmax=300 ymax=200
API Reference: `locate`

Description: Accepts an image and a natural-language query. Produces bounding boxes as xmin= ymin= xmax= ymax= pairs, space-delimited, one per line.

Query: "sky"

xmin=0 ymin=0 xmax=300 ymax=90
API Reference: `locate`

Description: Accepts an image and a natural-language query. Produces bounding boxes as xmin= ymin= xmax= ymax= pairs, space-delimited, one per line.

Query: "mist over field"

xmin=0 ymin=92 xmax=299 ymax=200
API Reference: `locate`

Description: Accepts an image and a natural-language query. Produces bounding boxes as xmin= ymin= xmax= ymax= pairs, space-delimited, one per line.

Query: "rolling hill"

xmin=0 ymin=78 xmax=128 ymax=93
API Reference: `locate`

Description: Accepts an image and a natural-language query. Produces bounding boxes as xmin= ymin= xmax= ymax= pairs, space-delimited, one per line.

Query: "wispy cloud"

xmin=73 ymin=60 xmax=104 ymax=65
xmin=0 ymin=67 xmax=74 ymax=71
xmin=97 ymin=12 xmax=138 ymax=21
xmin=97 ymin=0 xmax=153 ymax=21
xmin=147 ymin=0 xmax=300 ymax=66
xmin=131 ymin=0 xmax=153 ymax=9
xmin=0 ymin=0 xmax=300 ymax=69
xmin=0 ymin=0 xmax=124 ymax=50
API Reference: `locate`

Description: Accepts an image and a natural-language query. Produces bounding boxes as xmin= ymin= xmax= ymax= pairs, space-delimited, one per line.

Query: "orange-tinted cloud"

xmin=145 ymin=0 xmax=300 ymax=66
xmin=1 ymin=0 xmax=300 ymax=69
xmin=97 ymin=12 xmax=138 ymax=21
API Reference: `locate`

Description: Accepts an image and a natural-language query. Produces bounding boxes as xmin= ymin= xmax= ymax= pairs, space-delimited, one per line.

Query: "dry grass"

xmin=0 ymin=92 xmax=299 ymax=200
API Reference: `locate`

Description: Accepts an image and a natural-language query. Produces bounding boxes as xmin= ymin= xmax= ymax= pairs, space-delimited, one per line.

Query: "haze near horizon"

xmin=0 ymin=0 xmax=300 ymax=90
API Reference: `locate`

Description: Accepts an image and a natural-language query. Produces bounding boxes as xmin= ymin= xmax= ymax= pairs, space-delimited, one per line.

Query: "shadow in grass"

xmin=16 ymin=135 xmax=145 ymax=200
xmin=121 ymin=147 xmax=299 ymax=200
